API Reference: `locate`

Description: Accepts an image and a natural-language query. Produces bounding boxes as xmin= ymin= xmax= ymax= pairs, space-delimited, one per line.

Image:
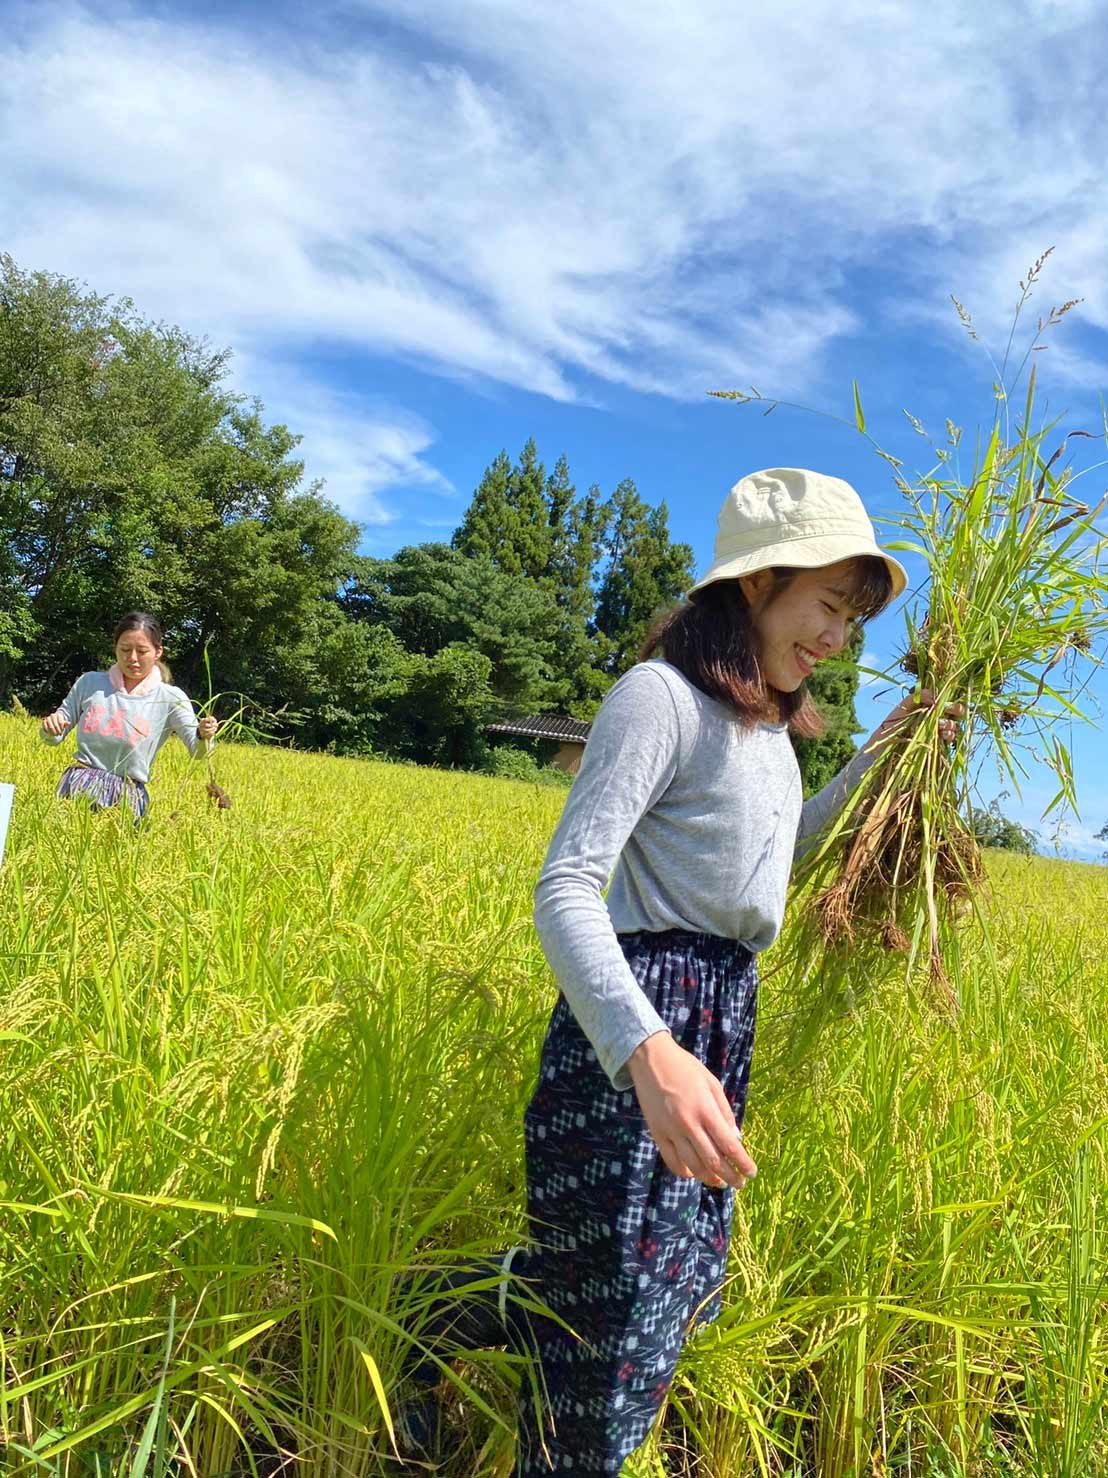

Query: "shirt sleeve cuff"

xmin=602 ymin=1011 xmax=671 ymax=1092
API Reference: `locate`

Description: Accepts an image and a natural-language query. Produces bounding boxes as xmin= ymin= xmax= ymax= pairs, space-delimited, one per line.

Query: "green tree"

xmin=544 ymin=454 xmax=578 ymax=579
xmin=452 ymin=449 xmax=515 ymax=569
xmin=0 ymin=254 xmax=362 ymax=722
xmin=167 ymin=444 xmax=360 ymax=707
xmin=594 ymin=479 xmax=694 ymax=675
xmin=453 ymin=447 xmax=699 ymax=712
xmin=342 ymin=543 xmax=563 ymax=712
xmin=544 ymin=462 xmax=611 ymax=716
xmin=970 ymin=798 xmax=1039 ymax=854
xmin=375 ymin=644 xmax=495 ymax=768
xmin=453 ymin=439 xmax=552 ymax=582
xmin=508 ymin=438 xmax=552 ymax=581
xmin=259 ymin=607 xmax=410 ymax=757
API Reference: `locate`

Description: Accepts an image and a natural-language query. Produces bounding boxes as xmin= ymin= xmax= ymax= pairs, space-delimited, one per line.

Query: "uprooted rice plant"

xmin=804 ymin=376 xmax=1105 ymax=986
xmin=713 ymin=260 xmax=1107 ymax=1081
xmin=2 ymin=717 xmax=1107 ymax=1477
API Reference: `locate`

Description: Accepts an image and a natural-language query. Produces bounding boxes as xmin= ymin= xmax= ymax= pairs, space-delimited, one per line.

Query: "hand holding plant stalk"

xmin=195 ymin=652 xmax=232 ymax=808
xmin=188 ymin=645 xmax=309 ymax=813
xmin=863 ymin=688 xmax=965 ymax=757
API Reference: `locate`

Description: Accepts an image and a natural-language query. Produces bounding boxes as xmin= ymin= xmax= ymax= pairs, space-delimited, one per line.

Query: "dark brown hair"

xmin=639 ymin=556 xmax=893 ymax=735
xmin=113 ymin=612 xmax=171 ymax=682
xmin=113 ymin=612 xmax=164 ymax=647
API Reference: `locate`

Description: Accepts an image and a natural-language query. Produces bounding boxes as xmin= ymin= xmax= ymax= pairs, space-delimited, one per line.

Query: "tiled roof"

xmin=486 ymin=714 xmax=592 ymax=744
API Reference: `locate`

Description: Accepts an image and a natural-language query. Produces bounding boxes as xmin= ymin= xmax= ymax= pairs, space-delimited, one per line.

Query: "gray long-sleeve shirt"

xmin=42 ymin=669 xmax=202 ymax=783
xmin=532 ymin=659 xmax=878 ymax=1089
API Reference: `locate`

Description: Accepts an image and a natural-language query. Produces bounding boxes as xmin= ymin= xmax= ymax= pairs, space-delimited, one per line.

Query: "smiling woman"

xmin=737 ymin=562 xmax=883 ymax=684
xmin=397 ymin=469 xmax=943 ymax=1475
xmin=642 ymin=557 xmax=890 ymax=737
xmin=506 ymin=470 xmax=925 ymax=1473
xmin=639 ymin=469 xmax=902 ymax=735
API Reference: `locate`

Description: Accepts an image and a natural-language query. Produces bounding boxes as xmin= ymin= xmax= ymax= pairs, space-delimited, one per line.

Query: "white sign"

xmin=0 ymin=784 xmax=12 ymax=867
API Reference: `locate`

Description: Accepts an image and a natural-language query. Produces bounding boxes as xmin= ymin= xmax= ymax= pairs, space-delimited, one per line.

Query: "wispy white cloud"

xmin=977 ymin=775 xmax=1108 ymax=862
xmin=343 ymin=0 xmax=1108 ymax=389
xmin=1035 ymin=817 xmax=1106 ymax=863
xmin=9 ymin=0 xmax=1108 ymax=408
xmin=5 ymin=0 xmax=1108 ymax=514
xmin=235 ymin=357 xmax=453 ymax=528
xmin=288 ymin=405 xmax=453 ymax=528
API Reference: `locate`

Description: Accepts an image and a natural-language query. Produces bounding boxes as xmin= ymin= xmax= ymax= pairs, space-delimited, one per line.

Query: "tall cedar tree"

xmin=455 ymin=444 xmax=611 ymax=715
xmin=594 ymin=478 xmax=695 ymax=675
xmin=452 ymin=449 xmax=517 ymax=570
xmin=453 ymin=439 xmax=552 ymax=582
xmin=508 ymin=439 xmax=553 ymax=582
xmin=544 ymin=458 xmax=611 ymax=716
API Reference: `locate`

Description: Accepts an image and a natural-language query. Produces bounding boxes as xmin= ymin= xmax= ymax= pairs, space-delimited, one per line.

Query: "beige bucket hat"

xmin=688 ymin=467 xmax=908 ymax=601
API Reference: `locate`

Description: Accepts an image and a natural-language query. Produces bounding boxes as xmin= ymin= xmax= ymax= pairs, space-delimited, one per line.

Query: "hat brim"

xmin=688 ymin=535 xmax=908 ymax=603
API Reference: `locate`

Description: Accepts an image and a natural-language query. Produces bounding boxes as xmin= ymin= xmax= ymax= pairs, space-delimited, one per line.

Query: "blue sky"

xmin=4 ymin=0 xmax=1107 ymax=858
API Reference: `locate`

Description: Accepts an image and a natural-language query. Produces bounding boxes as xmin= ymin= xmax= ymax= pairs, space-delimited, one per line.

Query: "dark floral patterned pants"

xmin=515 ymin=929 xmax=759 ymax=1475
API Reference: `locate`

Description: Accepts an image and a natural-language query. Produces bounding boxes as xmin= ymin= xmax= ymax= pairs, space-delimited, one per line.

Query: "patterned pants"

xmin=515 ymin=929 xmax=758 ymax=1475
xmin=57 ymin=764 xmax=149 ymax=820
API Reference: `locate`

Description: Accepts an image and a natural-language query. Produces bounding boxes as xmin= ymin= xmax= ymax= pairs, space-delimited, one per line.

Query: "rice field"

xmin=2 ymin=713 xmax=1106 ymax=1476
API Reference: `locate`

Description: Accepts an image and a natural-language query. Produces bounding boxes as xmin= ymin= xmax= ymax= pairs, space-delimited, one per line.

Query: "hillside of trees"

xmin=1 ymin=254 xmax=867 ymax=792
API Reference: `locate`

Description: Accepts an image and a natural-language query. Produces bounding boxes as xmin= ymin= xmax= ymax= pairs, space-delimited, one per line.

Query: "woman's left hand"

xmin=197 ymin=716 xmax=219 ymax=741
xmin=865 ymin=688 xmax=964 ymax=756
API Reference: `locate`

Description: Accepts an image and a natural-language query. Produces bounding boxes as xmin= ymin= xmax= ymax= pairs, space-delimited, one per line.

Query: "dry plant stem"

xmin=204 ymin=739 xmax=232 ymax=808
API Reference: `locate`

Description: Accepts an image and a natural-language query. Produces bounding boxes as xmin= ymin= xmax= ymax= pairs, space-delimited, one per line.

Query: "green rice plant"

xmin=819 ymin=371 xmax=1106 ymax=978
xmin=1001 ymin=1146 xmax=1108 ymax=1477
xmin=0 ymin=727 xmax=561 ymax=1475
xmin=3 ymin=703 xmax=1108 ymax=1473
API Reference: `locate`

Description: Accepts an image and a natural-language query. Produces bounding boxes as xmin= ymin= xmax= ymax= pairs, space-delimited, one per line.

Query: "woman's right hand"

xmin=41 ymin=711 xmax=69 ymax=737
xmin=628 ymin=1032 xmax=757 ymax=1190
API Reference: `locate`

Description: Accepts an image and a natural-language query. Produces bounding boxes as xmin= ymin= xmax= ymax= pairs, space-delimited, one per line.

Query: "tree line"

xmin=1 ymin=254 xmax=867 ymax=792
